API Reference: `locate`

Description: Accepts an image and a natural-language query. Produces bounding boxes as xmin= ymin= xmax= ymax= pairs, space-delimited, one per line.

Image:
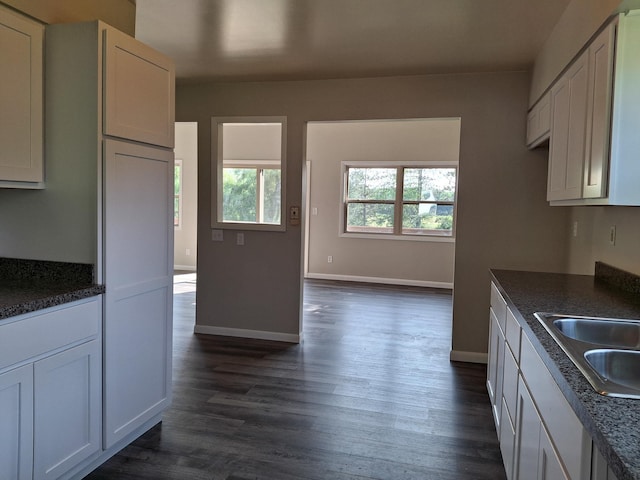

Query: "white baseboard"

xmin=450 ymin=350 xmax=488 ymax=364
xmin=173 ymin=264 xmax=196 ymax=271
xmin=194 ymin=324 xmax=301 ymax=344
xmin=304 ymin=272 xmax=453 ymax=290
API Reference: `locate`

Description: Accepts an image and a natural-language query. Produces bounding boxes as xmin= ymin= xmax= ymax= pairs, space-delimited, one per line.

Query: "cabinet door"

xmin=0 ymin=365 xmax=33 ymax=480
xmin=526 ymin=92 xmax=551 ymax=148
xmin=103 ymin=139 xmax=174 ymax=448
xmin=0 ymin=5 xmax=44 ymax=186
xmin=500 ymin=397 xmax=516 ymax=480
xmin=103 ymin=26 xmax=175 ymax=148
xmin=583 ymin=23 xmax=615 ymax=199
xmin=487 ymin=309 xmax=504 ymax=433
xmin=538 ymin=425 xmax=569 ymax=480
xmin=515 ymin=376 xmax=541 ymax=480
xmin=548 ymin=51 xmax=589 ymax=201
xmin=33 ymin=340 xmax=101 ymax=480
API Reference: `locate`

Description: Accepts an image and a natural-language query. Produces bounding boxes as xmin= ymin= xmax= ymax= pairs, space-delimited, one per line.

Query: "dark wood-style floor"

xmin=86 ymin=279 xmax=505 ymax=479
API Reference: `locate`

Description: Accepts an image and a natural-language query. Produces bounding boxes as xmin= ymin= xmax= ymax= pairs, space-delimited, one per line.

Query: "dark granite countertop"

xmin=491 ymin=265 xmax=640 ymax=480
xmin=0 ymin=258 xmax=105 ymax=321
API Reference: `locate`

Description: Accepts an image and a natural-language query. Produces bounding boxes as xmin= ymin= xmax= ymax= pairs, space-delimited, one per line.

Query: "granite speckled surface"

xmin=0 ymin=258 xmax=104 ymax=321
xmin=491 ymin=267 xmax=640 ymax=480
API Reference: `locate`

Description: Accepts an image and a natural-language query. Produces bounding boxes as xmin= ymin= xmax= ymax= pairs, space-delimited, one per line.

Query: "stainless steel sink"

xmin=584 ymin=349 xmax=640 ymax=393
xmin=552 ymin=318 xmax=640 ymax=349
xmin=535 ymin=313 xmax=640 ymax=399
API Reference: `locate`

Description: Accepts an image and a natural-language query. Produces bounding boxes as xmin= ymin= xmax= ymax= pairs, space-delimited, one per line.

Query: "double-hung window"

xmin=343 ymin=163 xmax=457 ymax=238
xmin=222 ymin=160 xmax=281 ymax=224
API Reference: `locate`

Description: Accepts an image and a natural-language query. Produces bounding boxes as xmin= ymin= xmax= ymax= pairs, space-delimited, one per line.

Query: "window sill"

xmin=339 ymin=232 xmax=455 ymax=243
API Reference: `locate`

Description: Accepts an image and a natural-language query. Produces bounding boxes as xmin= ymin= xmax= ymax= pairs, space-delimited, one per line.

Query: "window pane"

xmin=402 ymin=203 xmax=453 ymax=236
xmin=263 ymin=169 xmax=281 ymax=224
xmin=403 ymin=168 xmax=456 ymax=202
xmin=348 ymin=168 xmax=396 ymax=200
xmin=222 ymin=168 xmax=257 ymax=222
xmin=174 ymin=163 xmax=181 ymax=227
xmin=347 ymin=203 xmax=394 ymax=233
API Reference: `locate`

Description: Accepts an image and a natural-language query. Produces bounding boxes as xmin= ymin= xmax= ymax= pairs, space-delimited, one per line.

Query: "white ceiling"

xmin=135 ymin=0 xmax=572 ymax=85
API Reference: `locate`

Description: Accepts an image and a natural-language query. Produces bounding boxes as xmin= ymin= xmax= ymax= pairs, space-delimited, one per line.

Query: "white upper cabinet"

xmin=546 ymin=11 xmax=640 ymax=206
xmin=0 ymin=5 xmax=43 ymax=188
xmin=547 ymin=50 xmax=589 ymax=202
xmin=526 ymin=91 xmax=551 ymax=148
xmin=583 ymin=24 xmax=615 ymax=199
xmin=103 ymin=27 xmax=175 ymax=148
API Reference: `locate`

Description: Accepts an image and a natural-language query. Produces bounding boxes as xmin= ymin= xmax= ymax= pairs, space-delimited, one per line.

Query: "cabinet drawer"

xmin=490 ymin=282 xmax=507 ymax=332
xmin=0 ymin=298 xmax=100 ymax=371
xmin=505 ymin=307 xmax=521 ymax=362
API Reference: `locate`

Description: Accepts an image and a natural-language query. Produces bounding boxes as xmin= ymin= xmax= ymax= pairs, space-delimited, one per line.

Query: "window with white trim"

xmin=212 ymin=117 xmax=286 ymax=231
xmin=343 ymin=163 xmax=457 ymax=237
xmin=174 ymin=159 xmax=182 ymax=228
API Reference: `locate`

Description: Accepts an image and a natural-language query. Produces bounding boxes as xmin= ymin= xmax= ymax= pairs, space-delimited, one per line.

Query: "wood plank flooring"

xmin=86 ymin=279 xmax=505 ymax=479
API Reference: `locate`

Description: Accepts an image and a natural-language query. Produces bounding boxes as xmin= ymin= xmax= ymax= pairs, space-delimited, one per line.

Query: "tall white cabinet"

xmin=45 ymin=19 xmax=175 ymax=473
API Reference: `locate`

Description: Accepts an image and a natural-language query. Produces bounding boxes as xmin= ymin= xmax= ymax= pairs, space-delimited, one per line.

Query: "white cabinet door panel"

xmin=33 ymin=340 xmax=101 ymax=480
xmin=0 ymin=5 xmax=43 ymax=186
xmin=584 ymin=24 xmax=615 ymax=199
xmin=103 ymin=27 xmax=175 ymax=148
xmin=548 ymin=52 xmax=589 ymax=201
xmin=515 ymin=377 xmax=541 ymax=480
xmin=0 ymin=365 xmax=33 ymax=480
xmin=539 ymin=424 xmax=570 ymax=480
xmin=103 ymin=139 xmax=173 ymax=448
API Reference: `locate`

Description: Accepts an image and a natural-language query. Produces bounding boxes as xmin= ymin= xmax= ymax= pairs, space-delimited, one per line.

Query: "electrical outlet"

xmin=237 ymin=232 xmax=245 ymax=246
xmin=327 ymin=255 xmax=333 ymax=263
xmin=572 ymin=221 xmax=578 ymax=238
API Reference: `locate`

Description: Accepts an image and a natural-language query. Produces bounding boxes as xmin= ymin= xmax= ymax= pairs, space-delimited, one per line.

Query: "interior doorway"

xmin=173 ymin=122 xmax=198 ymax=273
xmin=304 ymin=118 xmax=460 ymax=289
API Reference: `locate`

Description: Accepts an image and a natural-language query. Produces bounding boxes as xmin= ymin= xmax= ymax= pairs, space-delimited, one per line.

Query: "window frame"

xmin=339 ymin=161 xmax=458 ymax=242
xmin=174 ymin=158 xmax=183 ymax=229
xmin=211 ymin=116 xmax=287 ymax=232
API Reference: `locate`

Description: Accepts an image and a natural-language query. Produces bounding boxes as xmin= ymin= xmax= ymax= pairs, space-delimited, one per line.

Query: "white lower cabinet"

xmin=0 ymin=297 xmax=101 ymax=480
xmin=0 ymin=364 xmax=33 ymax=480
xmin=34 ymin=340 xmax=101 ymax=480
xmin=488 ymin=282 xmax=597 ymax=480
xmin=515 ymin=376 xmax=569 ymax=480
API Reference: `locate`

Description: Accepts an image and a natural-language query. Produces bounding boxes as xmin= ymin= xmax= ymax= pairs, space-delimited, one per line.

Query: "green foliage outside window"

xmin=222 ymin=167 xmax=281 ymax=224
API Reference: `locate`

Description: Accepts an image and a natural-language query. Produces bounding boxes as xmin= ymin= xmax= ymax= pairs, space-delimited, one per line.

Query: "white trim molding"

xmin=305 ymin=272 xmax=453 ymax=290
xmin=449 ymin=350 xmax=488 ymax=364
xmin=173 ymin=264 xmax=196 ymax=271
xmin=194 ymin=325 xmax=301 ymax=344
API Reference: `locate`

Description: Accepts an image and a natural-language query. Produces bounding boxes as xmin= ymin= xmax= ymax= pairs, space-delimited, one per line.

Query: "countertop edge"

xmin=0 ymin=284 xmax=105 ymax=321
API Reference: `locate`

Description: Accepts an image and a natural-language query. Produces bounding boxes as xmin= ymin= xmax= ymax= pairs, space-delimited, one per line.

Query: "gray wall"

xmin=177 ymin=71 xmax=569 ymax=353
